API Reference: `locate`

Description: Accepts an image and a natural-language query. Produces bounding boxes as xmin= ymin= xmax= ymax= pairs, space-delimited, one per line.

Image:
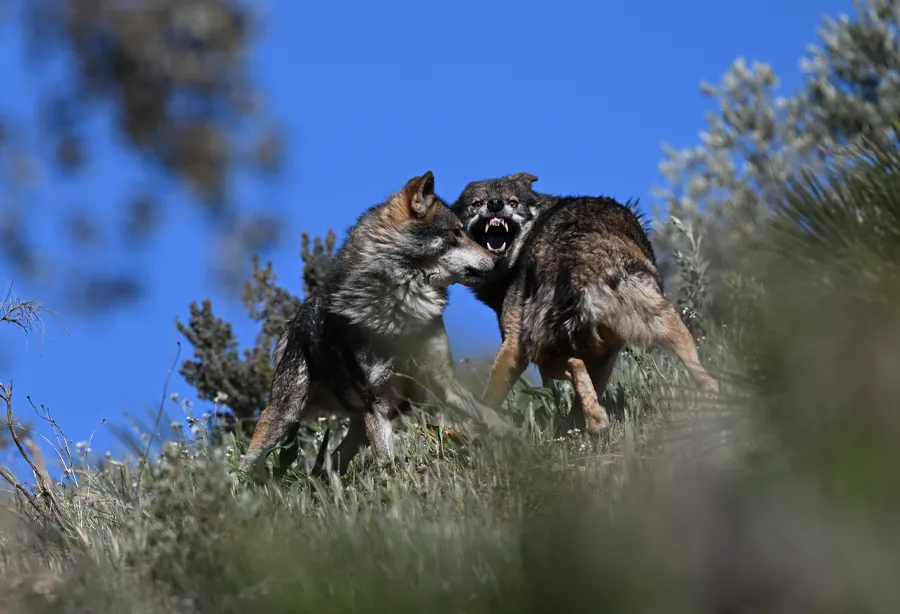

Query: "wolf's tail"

xmin=238 ymin=328 xmax=310 ymax=480
xmin=558 ymin=266 xmax=719 ymax=392
xmin=525 ymin=261 xmax=666 ymax=356
xmin=579 ymin=266 xmax=666 ymax=349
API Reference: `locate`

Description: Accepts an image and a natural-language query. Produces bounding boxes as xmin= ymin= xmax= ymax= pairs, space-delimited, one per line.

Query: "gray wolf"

xmin=451 ymin=173 xmax=719 ymax=432
xmin=239 ymin=172 xmax=508 ymax=480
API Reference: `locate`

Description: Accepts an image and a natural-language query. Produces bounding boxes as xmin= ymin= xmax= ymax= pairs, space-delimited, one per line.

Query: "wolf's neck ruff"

xmin=325 ymin=173 xmax=495 ymax=338
xmin=328 ymin=260 xmax=448 ymax=337
xmin=326 ymin=184 xmax=453 ymax=338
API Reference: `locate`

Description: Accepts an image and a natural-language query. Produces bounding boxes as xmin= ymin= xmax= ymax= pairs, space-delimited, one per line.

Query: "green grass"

xmin=4 ymin=304 xmax=900 ymax=614
xmin=5 ymin=297 xmax=900 ymax=613
xmin=0 ymin=304 xmax=900 ymax=613
xmin=0 ymin=340 xmax=736 ymax=612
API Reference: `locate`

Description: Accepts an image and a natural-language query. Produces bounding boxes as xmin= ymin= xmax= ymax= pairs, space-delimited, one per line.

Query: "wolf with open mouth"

xmin=455 ymin=172 xmax=541 ymax=265
xmin=452 ymin=172 xmax=719 ymax=433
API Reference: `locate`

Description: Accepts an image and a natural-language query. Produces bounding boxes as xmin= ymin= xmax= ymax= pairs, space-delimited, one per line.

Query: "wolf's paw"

xmin=700 ymin=377 xmax=720 ymax=395
xmin=583 ymin=404 xmax=610 ymax=434
xmin=584 ymin=415 xmax=611 ymax=434
xmin=473 ymin=402 xmax=517 ymax=436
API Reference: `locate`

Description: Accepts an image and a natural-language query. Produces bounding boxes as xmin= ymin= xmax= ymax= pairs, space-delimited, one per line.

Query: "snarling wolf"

xmin=239 ymin=172 xmax=508 ymax=480
xmin=452 ymin=173 xmax=719 ymax=432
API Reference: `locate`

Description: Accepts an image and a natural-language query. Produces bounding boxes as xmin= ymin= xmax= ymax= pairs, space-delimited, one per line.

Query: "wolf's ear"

xmin=509 ymin=173 xmax=538 ymax=188
xmin=401 ymin=171 xmax=437 ymax=219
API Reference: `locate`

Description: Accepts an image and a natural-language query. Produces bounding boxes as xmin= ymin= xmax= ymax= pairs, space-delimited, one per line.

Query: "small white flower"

xmin=213 ymin=391 xmax=229 ymax=404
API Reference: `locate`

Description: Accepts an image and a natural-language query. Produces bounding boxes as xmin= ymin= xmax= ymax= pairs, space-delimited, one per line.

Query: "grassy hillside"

xmin=4 ymin=127 xmax=900 ymax=613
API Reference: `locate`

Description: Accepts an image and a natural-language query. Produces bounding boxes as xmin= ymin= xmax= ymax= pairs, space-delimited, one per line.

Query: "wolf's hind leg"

xmin=239 ymin=348 xmax=309 ymax=481
xmin=564 ymin=348 xmax=621 ymax=433
xmin=565 ymin=357 xmax=610 ymax=433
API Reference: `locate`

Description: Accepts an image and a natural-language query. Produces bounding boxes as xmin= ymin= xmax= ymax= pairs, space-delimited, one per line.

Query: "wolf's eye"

xmin=469 ymin=200 xmax=482 ymax=209
xmin=509 ymin=198 xmax=520 ymax=207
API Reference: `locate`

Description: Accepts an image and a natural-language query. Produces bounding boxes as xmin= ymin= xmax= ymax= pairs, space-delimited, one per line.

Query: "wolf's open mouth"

xmin=473 ymin=217 xmax=519 ymax=254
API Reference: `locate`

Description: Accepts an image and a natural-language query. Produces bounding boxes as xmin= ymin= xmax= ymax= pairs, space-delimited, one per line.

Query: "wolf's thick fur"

xmin=239 ymin=172 xmax=507 ymax=480
xmin=452 ymin=174 xmax=719 ymax=432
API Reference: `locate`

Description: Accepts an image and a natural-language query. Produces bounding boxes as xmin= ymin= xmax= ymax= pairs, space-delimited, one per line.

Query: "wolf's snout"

xmin=463 ymin=261 xmax=492 ymax=281
xmin=468 ymin=248 xmax=496 ymax=272
xmin=487 ymin=199 xmax=504 ymax=213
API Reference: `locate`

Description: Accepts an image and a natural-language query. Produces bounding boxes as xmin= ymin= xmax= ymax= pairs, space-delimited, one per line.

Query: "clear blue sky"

xmin=2 ymin=0 xmax=850 ymax=471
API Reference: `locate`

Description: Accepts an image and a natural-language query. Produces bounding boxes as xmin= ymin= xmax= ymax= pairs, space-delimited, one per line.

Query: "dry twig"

xmin=1 ymin=382 xmax=68 ymax=525
xmin=0 ymin=281 xmax=69 ymax=349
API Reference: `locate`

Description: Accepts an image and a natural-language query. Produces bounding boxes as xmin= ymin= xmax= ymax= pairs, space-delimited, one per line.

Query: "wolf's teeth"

xmin=500 ymin=242 xmax=507 ymax=251
xmin=485 ymin=221 xmax=490 ymax=233
xmin=501 ymin=220 xmax=508 ymax=232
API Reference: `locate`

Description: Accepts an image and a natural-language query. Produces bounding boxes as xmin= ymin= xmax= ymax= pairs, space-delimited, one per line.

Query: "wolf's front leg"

xmin=483 ymin=284 xmax=528 ymax=410
xmin=418 ymin=325 xmax=513 ymax=432
xmin=483 ymin=338 xmax=528 ymax=410
xmin=315 ymin=416 xmax=371 ymax=476
xmin=442 ymin=375 xmax=513 ymax=433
